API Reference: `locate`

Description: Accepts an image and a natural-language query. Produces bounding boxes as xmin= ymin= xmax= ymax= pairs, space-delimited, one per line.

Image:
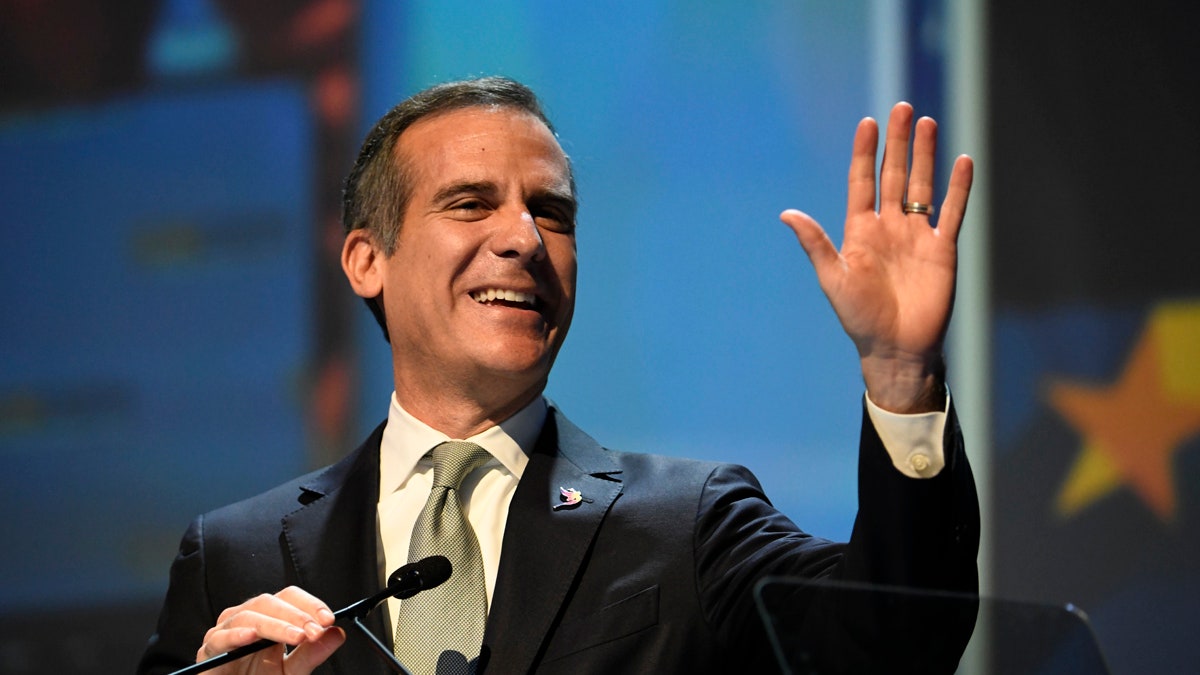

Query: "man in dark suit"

xmin=139 ymin=77 xmax=978 ymax=675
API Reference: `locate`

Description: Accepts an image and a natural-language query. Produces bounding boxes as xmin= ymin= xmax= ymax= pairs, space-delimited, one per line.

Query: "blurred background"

xmin=1 ymin=1 xmax=1196 ymax=673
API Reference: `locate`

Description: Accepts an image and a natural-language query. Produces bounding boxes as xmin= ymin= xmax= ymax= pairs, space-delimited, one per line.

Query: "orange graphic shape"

xmin=1048 ymin=317 xmax=1200 ymax=520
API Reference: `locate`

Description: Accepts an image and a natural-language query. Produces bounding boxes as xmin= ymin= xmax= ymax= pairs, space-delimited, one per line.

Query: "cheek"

xmin=553 ymin=253 xmax=578 ymax=326
xmin=549 ymin=240 xmax=578 ymax=289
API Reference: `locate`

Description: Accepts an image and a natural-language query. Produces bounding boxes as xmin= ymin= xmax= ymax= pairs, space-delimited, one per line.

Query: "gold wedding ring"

xmin=902 ymin=202 xmax=935 ymax=216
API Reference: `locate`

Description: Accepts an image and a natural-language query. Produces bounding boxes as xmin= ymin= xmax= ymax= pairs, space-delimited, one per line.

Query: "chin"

xmin=474 ymin=341 xmax=559 ymax=381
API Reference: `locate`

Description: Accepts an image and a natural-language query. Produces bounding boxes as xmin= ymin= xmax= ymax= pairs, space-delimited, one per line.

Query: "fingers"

xmin=275 ymin=585 xmax=338 ymax=630
xmin=905 ymin=116 xmax=938 ymax=210
xmin=197 ymin=624 xmax=263 ymax=663
xmin=788 ymin=103 xmax=972 ymax=261
xmin=281 ymin=627 xmax=347 ymax=673
xmin=195 ymin=631 xmax=345 ymax=675
xmin=875 ymin=103 xmax=971 ymax=236
xmin=879 ymin=102 xmax=915 ymax=210
xmin=846 ymin=117 xmax=880 ymax=216
xmin=198 ymin=587 xmax=340 ymax=671
xmin=936 ymin=154 xmax=974 ymax=242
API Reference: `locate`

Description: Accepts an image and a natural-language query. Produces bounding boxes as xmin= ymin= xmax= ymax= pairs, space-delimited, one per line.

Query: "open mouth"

xmin=471 ymin=288 xmax=539 ymax=310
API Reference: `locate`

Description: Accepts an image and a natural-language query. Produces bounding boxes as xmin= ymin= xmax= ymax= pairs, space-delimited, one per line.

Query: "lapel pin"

xmin=553 ymin=486 xmax=592 ymax=510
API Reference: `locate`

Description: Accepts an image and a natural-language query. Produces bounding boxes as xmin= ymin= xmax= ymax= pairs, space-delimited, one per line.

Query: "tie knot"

xmin=430 ymin=441 xmax=492 ymax=490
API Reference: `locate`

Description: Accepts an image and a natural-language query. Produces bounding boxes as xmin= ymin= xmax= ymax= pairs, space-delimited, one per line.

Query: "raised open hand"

xmin=781 ymin=102 xmax=973 ymax=413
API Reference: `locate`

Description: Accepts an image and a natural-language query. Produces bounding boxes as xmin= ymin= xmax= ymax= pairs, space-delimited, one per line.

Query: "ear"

xmin=341 ymin=229 xmax=384 ymax=299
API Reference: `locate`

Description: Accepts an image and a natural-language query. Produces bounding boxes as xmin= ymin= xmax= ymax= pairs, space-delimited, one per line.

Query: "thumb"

xmin=780 ymin=209 xmax=839 ymax=274
xmin=282 ymin=627 xmax=346 ymax=674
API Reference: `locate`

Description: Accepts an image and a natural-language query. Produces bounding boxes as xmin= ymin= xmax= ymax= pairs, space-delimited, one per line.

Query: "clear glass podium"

xmin=754 ymin=577 xmax=1111 ymax=674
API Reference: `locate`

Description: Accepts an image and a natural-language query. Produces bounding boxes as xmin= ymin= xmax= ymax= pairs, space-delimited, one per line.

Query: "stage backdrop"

xmin=0 ymin=1 xmax=968 ymax=672
xmin=987 ymin=1 xmax=1200 ymax=673
xmin=355 ymin=0 xmax=890 ymax=551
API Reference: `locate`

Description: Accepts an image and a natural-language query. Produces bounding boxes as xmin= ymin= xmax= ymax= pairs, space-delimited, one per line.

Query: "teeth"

xmin=472 ymin=289 xmax=536 ymax=307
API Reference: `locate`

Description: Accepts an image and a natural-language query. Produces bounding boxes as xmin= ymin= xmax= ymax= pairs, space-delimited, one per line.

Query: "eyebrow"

xmin=531 ymin=185 xmax=578 ymax=218
xmin=431 ymin=180 xmax=577 ymax=218
xmin=431 ymin=180 xmax=500 ymax=205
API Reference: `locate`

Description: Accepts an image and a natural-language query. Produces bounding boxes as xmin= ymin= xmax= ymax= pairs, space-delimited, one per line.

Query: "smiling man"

xmin=342 ymin=103 xmax=578 ymax=438
xmin=139 ymin=77 xmax=979 ymax=675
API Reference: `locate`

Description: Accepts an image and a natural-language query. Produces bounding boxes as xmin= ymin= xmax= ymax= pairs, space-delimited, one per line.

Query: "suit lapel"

xmin=282 ymin=422 xmax=392 ymax=675
xmin=481 ymin=409 xmax=623 ymax=673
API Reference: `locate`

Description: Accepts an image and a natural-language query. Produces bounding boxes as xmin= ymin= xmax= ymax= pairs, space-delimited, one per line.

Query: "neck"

xmin=393 ymin=378 xmax=544 ymax=439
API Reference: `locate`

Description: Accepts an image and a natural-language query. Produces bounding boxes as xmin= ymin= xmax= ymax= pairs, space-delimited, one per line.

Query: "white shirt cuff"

xmin=864 ymin=391 xmax=948 ymax=479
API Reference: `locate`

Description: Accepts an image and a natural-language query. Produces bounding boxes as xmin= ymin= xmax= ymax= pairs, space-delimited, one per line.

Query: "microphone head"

xmin=413 ymin=554 xmax=452 ymax=589
xmin=388 ymin=555 xmax=452 ymax=598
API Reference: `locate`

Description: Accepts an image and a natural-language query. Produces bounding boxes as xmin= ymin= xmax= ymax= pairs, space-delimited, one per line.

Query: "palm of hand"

xmin=830 ymin=203 xmax=958 ymax=362
xmin=782 ymin=102 xmax=973 ymax=411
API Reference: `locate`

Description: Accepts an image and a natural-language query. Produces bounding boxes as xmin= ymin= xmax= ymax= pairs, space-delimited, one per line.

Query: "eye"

xmin=530 ymin=200 xmax=576 ymax=234
xmin=447 ymin=199 xmax=490 ymax=219
xmin=533 ymin=209 xmax=572 ymax=233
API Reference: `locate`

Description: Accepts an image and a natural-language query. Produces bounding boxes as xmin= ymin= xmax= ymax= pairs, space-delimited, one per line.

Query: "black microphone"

xmin=168 ymin=555 xmax=452 ymax=675
xmin=335 ymin=555 xmax=452 ymax=621
xmin=390 ymin=554 xmax=452 ymax=599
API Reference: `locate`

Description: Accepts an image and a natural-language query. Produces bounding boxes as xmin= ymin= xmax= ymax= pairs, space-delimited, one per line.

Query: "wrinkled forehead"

xmin=393 ymin=105 xmax=575 ymax=194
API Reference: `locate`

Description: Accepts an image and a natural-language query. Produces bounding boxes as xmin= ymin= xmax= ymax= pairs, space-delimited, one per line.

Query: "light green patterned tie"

xmin=393 ymin=441 xmax=492 ymax=675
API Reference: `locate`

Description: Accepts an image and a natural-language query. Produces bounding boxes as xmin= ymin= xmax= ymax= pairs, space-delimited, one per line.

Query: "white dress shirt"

xmin=377 ymin=394 xmax=545 ymax=633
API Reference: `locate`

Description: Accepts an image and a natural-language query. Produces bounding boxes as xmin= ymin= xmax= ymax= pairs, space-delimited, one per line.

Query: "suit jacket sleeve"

xmin=843 ymin=399 xmax=979 ymax=591
xmin=138 ymin=516 xmax=217 ymax=675
xmin=691 ymin=400 xmax=979 ymax=672
xmin=137 ymin=430 xmax=387 ymax=675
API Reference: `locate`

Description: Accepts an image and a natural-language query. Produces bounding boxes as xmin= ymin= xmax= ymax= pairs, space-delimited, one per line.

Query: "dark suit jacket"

xmin=139 ymin=403 xmax=978 ymax=674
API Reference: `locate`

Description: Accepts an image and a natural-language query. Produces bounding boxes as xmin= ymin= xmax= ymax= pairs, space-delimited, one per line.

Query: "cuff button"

xmin=909 ymin=453 xmax=931 ymax=472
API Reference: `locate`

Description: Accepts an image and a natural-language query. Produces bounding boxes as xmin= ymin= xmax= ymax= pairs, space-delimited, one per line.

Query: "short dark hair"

xmin=341 ymin=76 xmax=573 ymax=337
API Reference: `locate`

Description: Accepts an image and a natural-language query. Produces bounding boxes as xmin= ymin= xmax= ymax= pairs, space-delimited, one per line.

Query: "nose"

xmin=493 ymin=208 xmax=546 ymax=263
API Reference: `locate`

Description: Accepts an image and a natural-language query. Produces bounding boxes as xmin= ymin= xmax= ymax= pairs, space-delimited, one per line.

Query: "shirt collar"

xmin=379 ymin=393 xmax=545 ymax=498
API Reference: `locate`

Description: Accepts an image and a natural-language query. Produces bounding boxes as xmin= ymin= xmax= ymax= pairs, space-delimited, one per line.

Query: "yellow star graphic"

xmin=1047 ymin=302 xmax=1200 ymax=521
